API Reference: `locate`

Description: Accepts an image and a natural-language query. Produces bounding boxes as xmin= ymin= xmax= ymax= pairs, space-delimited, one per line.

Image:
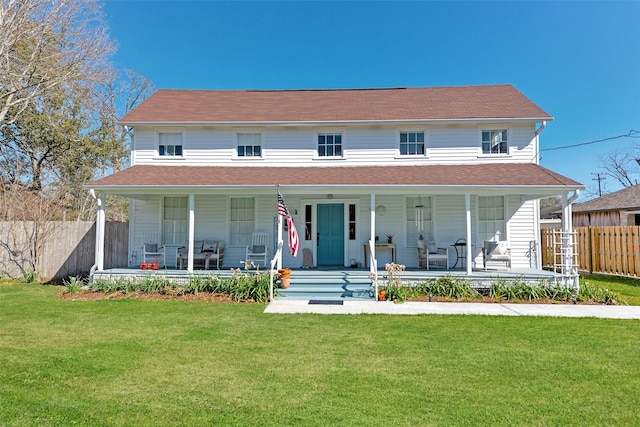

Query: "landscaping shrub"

xmin=87 ymin=269 xmax=274 ymax=304
xmin=22 ymin=269 xmax=37 ymax=284
xmin=578 ymin=281 xmax=623 ymax=305
xmin=63 ymin=276 xmax=85 ymax=293
xmin=420 ymin=275 xmax=478 ymax=299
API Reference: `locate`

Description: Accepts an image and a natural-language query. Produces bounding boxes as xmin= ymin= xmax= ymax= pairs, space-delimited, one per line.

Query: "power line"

xmin=540 ymin=130 xmax=640 ymax=153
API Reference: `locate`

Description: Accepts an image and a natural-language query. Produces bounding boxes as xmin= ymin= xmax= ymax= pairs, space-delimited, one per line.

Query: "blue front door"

xmin=317 ymin=204 xmax=344 ymax=266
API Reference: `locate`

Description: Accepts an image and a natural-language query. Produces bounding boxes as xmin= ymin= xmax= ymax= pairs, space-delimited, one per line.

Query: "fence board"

xmin=0 ymin=221 xmax=128 ymax=281
xmin=541 ymin=226 xmax=640 ymax=278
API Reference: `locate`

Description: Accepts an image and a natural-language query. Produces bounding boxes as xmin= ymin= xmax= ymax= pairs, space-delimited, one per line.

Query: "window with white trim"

xmin=237 ymin=133 xmax=262 ymax=157
xmin=478 ymin=196 xmax=506 ymax=242
xmin=400 ymin=131 xmax=425 ymax=155
xmin=162 ymin=196 xmax=188 ymax=244
xmin=230 ymin=197 xmax=255 ymax=246
xmin=318 ymin=133 xmax=342 ymax=157
xmin=482 ymin=129 xmax=508 ymax=155
xmin=406 ymin=196 xmax=432 ymax=247
xmin=159 ymin=133 xmax=183 ymax=156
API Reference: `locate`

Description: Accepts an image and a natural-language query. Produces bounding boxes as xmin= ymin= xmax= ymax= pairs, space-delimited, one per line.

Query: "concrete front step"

xmin=277 ymin=281 xmax=374 ymax=300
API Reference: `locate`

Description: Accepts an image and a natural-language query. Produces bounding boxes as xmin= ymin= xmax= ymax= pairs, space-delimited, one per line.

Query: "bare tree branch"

xmin=0 ymin=0 xmax=115 ymax=128
xmin=599 ymin=149 xmax=640 ymax=189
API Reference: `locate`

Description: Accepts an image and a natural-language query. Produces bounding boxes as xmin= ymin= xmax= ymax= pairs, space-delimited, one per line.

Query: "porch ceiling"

xmin=87 ymin=163 xmax=583 ymax=196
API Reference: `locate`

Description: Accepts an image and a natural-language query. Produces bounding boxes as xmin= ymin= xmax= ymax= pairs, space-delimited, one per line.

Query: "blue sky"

xmin=103 ymin=0 xmax=640 ymax=200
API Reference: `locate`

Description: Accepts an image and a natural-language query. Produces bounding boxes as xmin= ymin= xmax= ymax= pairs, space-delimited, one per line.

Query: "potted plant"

xmin=277 ymin=268 xmax=291 ymax=289
xmin=385 ymin=233 xmax=394 ymax=244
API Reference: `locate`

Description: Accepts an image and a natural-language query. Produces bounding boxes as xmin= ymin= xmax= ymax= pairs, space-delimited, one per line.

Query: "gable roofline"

xmin=120 ymin=117 xmax=551 ymax=127
xmin=120 ymin=84 xmax=553 ymax=125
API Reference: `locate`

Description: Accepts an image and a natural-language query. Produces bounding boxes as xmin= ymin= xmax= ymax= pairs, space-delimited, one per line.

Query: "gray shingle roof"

xmin=573 ymin=185 xmax=640 ymax=213
xmin=120 ymin=84 xmax=553 ymax=124
xmin=88 ymin=163 xmax=582 ymax=189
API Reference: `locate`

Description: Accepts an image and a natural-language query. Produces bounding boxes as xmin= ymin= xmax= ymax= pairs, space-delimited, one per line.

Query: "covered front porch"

xmin=86 ymin=163 xmax=584 ymax=295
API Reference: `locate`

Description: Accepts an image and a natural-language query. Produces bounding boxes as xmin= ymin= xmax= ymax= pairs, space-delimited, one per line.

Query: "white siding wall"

xmin=506 ymin=197 xmax=538 ymax=269
xmin=128 ymin=193 xmax=539 ymax=270
xmin=131 ymin=123 xmax=538 ymax=166
xmin=126 ymin=117 xmax=541 ymax=269
xmin=130 ymin=197 xmax=161 ymax=264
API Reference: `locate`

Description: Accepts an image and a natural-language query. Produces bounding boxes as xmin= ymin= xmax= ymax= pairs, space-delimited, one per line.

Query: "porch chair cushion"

xmin=252 ymin=245 xmax=265 ymax=254
xmin=203 ymin=240 xmax=218 ymax=252
xmin=145 ymin=243 xmax=158 ymax=253
xmin=426 ymin=241 xmax=438 ymax=254
xmin=483 ymin=240 xmax=511 ymax=269
xmin=486 ymin=241 xmax=508 ymax=256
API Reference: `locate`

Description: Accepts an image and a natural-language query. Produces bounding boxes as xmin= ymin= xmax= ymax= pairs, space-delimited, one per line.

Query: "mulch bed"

xmin=59 ymin=290 xmax=246 ymax=303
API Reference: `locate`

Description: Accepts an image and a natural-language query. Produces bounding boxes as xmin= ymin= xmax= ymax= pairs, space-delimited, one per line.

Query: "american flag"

xmin=277 ymin=190 xmax=300 ymax=257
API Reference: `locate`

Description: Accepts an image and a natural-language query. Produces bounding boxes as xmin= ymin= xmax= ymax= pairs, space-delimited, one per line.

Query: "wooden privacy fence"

xmin=541 ymin=226 xmax=640 ymax=277
xmin=0 ymin=221 xmax=128 ymax=282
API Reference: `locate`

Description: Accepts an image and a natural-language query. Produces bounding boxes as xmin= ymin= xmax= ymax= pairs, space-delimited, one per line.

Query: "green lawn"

xmin=1 ymin=283 xmax=640 ymax=426
xmin=581 ymin=274 xmax=640 ymax=305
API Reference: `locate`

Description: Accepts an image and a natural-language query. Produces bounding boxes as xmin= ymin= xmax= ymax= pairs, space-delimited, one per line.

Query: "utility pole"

xmin=591 ymin=172 xmax=606 ymax=197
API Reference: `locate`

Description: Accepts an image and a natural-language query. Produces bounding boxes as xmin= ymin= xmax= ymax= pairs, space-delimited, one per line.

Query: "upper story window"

xmin=482 ymin=130 xmax=508 ymax=155
xmin=237 ymin=133 xmax=262 ymax=157
xmin=159 ymin=133 xmax=183 ymax=156
xmin=400 ymin=131 xmax=425 ymax=155
xmin=318 ymin=133 xmax=342 ymax=157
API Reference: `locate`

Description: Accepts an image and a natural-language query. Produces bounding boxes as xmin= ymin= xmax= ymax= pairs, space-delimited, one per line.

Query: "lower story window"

xmin=406 ymin=196 xmax=432 ymax=247
xmin=230 ymin=197 xmax=255 ymax=246
xmin=304 ymin=205 xmax=312 ymax=240
xmin=162 ymin=196 xmax=188 ymax=244
xmin=478 ymin=195 xmax=506 ymax=241
xmin=349 ymin=204 xmax=356 ymax=240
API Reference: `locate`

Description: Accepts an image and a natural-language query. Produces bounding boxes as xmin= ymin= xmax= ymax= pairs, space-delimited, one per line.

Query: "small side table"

xmin=451 ymin=241 xmax=467 ymax=269
xmin=363 ymin=243 xmax=397 ymax=268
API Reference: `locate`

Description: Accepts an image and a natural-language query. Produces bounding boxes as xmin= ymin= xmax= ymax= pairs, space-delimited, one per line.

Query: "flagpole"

xmin=276 ymin=185 xmax=283 ymax=270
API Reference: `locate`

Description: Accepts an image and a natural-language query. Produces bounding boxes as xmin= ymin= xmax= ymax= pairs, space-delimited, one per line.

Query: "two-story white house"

xmin=87 ymin=84 xmax=583 ymax=285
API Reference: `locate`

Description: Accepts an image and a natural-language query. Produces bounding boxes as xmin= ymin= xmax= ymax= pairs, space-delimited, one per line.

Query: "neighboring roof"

xmin=88 ymin=163 xmax=582 ymax=190
xmin=573 ymin=185 xmax=640 ymax=213
xmin=120 ymin=85 xmax=553 ymax=124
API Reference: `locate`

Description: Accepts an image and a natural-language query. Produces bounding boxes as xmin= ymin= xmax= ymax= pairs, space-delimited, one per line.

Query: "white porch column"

xmin=370 ymin=193 xmax=376 ymax=275
xmin=96 ymin=193 xmax=106 ymax=272
xmin=277 ymin=213 xmax=283 ymax=270
xmin=465 ymin=194 xmax=472 ymax=275
xmin=187 ymin=194 xmax=195 ymax=273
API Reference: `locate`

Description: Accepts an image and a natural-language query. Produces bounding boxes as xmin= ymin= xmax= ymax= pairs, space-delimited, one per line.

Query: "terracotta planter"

xmin=277 ymin=268 xmax=291 ymax=289
xmin=377 ymin=290 xmax=387 ymax=301
xmin=277 ymin=268 xmax=291 ymax=278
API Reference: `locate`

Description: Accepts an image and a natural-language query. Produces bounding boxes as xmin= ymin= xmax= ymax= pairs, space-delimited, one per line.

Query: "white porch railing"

xmin=269 ymin=241 xmax=283 ymax=301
